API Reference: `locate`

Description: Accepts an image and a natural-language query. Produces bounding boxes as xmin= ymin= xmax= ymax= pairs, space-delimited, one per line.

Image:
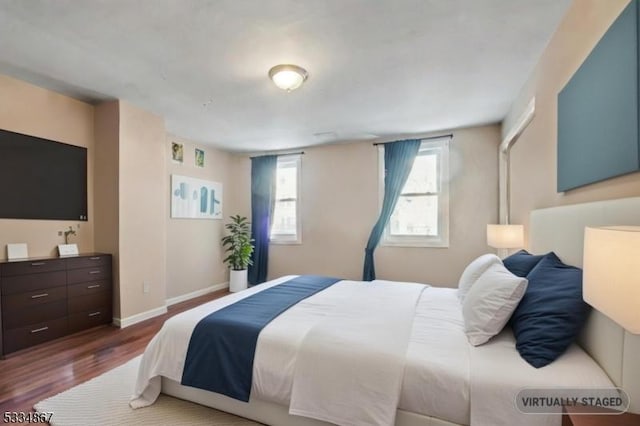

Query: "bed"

xmin=131 ymin=197 xmax=640 ymax=426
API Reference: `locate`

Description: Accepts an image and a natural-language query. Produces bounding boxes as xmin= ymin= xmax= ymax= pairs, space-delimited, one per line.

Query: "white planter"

xmin=229 ymin=269 xmax=248 ymax=292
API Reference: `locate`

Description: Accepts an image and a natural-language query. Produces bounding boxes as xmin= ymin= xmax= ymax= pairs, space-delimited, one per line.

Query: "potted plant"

xmin=221 ymin=215 xmax=254 ymax=292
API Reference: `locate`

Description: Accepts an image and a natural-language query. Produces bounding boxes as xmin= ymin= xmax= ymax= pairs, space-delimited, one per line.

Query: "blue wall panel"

xmin=557 ymin=0 xmax=639 ymax=192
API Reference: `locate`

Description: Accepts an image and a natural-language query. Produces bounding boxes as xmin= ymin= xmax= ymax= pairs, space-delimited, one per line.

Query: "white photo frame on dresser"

xmin=57 ymin=244 xmax=79 ymax=257
xmin=6 ymin=243 xmax=28 ymax=260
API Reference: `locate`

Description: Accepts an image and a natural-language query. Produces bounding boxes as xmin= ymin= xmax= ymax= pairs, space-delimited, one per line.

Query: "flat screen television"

xmin=0 ymin=128 xmax=88 ymax=221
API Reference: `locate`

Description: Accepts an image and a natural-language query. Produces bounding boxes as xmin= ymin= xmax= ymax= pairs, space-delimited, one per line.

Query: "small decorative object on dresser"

xmin=221 ymin=215 xmax=254 ymax=292
xmin=57 ymin=244 xmax=79 ymax=256
xmin=0 ymin=253 xmax=113 ymax=357
xmin=6 ymin=243 xmax=28 ymax=261
xmin=63 ymin=225 xmax=76 ymax=244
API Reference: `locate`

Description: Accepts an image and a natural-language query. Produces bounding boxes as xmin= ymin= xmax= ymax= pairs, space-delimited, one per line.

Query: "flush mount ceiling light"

xmin=268 ymin=64 xmax=308 ymax=91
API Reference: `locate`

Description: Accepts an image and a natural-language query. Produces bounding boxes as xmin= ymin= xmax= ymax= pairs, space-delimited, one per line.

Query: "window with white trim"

xmin=379 ymin=138 xmax=450 ymax=247
xmin=270 ymin=154 xmax=301 ymax=244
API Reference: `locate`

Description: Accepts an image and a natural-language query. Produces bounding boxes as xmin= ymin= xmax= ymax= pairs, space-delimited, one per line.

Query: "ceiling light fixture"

xmin=268 ymin=64 xmax=308 ymax=91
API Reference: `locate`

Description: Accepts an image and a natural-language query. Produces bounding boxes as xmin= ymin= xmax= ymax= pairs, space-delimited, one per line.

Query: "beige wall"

xmin=166 ymin=136 xmax=232 ymax=299
xmin=0 ymin=74 xmax=95 ymax=260
xmin=231 ymin=124 xmax=500 ymax=287
xmin=94 ymin=100 xmax=169 ymax=320
xmin=94 ymin=101 xmax=121 ymax=316
xmin=117 ymin=101 xmax=167 ymax=319
xmin=504 ymin=0 xmax=640 ymax=244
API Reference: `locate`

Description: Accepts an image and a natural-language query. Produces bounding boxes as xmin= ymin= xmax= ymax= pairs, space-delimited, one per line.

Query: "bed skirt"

xmin=161 ymin=378 xmax=464 ymax=426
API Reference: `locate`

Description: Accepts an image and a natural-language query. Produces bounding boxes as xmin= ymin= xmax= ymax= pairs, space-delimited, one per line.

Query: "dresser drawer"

xmin=67 ymin=266 xmax=111 ymax=284
xmin=66 ymin=255 xmax=111 ymax=270
xmin=3 ymin=317 xmax=67 ymax=353
xmin=68 ymin=308 xmax=111 ymax=333
xmin=68 ymin=291 xmax=111 ymax=314
xmin=0 ymin=252 xmax=113 ymax=356
xmin=3 ymin=300 xmax=67 ymax=329
xmin=68 ymin=281 xmax=111 ymax=298
xmin=1 ymin=259 xmax=66 ymax=277
xmin=2 ymin=285 xmax=67 ymax=312
xmin=1 ymin=271 xmax=67 ymax=295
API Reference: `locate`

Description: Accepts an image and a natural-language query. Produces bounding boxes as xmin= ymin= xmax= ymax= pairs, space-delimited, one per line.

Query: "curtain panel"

xmin=362 ymin=139 xmax=421 ymax=281
xmin=249 ymin=155 xmax=278 ymax=285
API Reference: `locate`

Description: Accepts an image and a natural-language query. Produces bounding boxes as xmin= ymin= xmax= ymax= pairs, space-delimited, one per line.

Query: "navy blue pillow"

xmin=502 ymin=250 xmax=546 ymax=277
xmin=510 ymin=252 xmax=591 ymax=368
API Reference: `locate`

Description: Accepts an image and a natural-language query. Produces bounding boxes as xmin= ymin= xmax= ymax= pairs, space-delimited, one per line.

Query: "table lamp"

xmin=583 ymin=226 xmax=640 ymax=333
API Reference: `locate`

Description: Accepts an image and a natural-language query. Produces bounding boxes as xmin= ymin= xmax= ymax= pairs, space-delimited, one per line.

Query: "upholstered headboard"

xmin=529 ymin=197 xmax=640 ymax=413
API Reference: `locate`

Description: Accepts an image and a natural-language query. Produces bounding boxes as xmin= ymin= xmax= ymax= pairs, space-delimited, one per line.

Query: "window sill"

xmin=270 ymin=239 xmax=302 ymax=245
xmin=381 ymin=240 xmax=449 ymax=248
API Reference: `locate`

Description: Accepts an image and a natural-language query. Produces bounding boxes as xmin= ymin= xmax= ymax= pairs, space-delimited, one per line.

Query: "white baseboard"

xmin=112 ymin=305 xmax=168 ymax=328
xmin=166 ymin=282 xmax=229 ymax=307
xmin=112 ymin=282 xmax=229 ymax=328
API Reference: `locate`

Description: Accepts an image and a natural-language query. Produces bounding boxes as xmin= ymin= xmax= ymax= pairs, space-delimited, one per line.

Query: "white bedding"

xmin=289 ymin=280 xmax=426 ymax=426
xmin=131 ymin=276 xmax=614 ymax=426
xmin=399 ymin=286 xmax=470 ymax=425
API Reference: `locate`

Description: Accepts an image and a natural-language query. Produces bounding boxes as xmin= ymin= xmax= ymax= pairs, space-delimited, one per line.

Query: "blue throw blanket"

xmin=181 ymin=275 xmax=341 ymax=401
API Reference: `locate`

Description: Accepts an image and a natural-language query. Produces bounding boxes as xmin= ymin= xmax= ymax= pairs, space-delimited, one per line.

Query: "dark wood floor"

xmin=0 ymin=290 xmax=227 ymax=415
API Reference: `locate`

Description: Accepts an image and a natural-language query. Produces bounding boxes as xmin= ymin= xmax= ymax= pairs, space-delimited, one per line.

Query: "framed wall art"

xmin=170 ymin=174 xmax=222 ymax=219
xmin=195 ymin=148 xmax=205 ymax=167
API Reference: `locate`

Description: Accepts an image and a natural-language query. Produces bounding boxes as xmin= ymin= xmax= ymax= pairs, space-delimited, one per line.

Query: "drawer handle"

xmin=88 ymin=311 xmax=101 ymax=317
xmin=31 ymin=262 xmax=46 ymax=266
xmin=31 ymin=293 xmax=49 ymax=299
xmin=89 ymin=270 xmax=102 ymax=275
xmin=87 ymin=284 xmax=101 ymax=289
xmin=89 ymin=257 xmax=101 ymax=261
xmin=31 ymin=326 xmax=49 ymax=333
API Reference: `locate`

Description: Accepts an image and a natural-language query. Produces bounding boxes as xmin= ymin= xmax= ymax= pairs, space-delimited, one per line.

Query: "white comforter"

xmin=131 ymin=276 xmax=614 ymax=426
xmin=289 ymin=280 xmax=426 ymax=426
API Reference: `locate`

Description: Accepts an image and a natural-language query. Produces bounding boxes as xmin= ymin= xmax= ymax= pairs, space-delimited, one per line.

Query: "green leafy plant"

xmin=221 ymin=215 xmax=254 ymax=271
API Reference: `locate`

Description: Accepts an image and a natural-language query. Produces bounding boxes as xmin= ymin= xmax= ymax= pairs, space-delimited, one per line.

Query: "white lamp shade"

xmin=486 ymin=224 xmax=524 ymax=249
xmin=583 ymin=226 xmax=640 ymax=334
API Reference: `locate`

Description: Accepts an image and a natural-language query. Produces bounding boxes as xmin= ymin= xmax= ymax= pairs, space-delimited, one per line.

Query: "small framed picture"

xmin=195 ymin=148 xmax=205 ymax=167
xmin=7 ymin=243 xmax=28 ymax=260
xmin=172 ymin=142 xmax=184 ymax=163
xmin=58 ymin=244 xmax=79 ymax=257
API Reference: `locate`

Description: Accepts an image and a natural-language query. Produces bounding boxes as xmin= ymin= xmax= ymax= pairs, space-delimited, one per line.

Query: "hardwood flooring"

xmin=0 ymin=290 xmax=227 ymax=415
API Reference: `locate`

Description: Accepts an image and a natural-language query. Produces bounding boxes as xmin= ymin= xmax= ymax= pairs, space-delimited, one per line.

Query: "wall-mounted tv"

xmin=0 ymin=128 xmax=88 ymax=221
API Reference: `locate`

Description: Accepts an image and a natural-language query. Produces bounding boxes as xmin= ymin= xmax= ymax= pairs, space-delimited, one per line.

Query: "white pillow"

xmin=462 ymin=262 xmax=528 ymax=346
xmin=457 ymin=253 xmax=502 ymax=302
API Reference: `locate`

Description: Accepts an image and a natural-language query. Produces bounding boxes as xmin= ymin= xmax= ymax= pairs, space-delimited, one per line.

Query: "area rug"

xmin=34 ymin=356 xmax=262 ymax=426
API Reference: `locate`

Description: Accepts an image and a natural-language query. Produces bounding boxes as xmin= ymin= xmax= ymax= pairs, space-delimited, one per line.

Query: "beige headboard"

xmin=529 ymin=197 xmax=640 ymax=413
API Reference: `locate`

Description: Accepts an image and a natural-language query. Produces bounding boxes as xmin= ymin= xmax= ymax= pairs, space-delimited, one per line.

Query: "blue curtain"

xmin=249 ymin=155 xmax=278 ymax=285
xmin=362 ymin=139 xmax=421 ymax=281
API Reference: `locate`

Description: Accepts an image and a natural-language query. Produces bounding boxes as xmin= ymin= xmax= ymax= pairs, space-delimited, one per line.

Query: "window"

xmin=379 ymin=137 xmax=450 ymax=247
xmin=270 ymin=154 xmax=301 ymax=244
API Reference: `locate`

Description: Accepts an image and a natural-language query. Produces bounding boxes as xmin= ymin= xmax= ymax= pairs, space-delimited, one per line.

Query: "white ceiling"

xmin=0 ymin=0 xmax=571 ymax=152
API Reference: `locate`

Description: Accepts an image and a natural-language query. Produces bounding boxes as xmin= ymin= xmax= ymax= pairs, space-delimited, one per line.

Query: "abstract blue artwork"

xmin=557 ymin=0 xmax=640 ymax=192
xmin=171 ymin=174 xmax=223 ymax=219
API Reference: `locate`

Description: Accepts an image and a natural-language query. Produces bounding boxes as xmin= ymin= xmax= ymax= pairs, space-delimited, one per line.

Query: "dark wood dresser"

xmin=0 ymin=253 xmax=112 ymax=356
